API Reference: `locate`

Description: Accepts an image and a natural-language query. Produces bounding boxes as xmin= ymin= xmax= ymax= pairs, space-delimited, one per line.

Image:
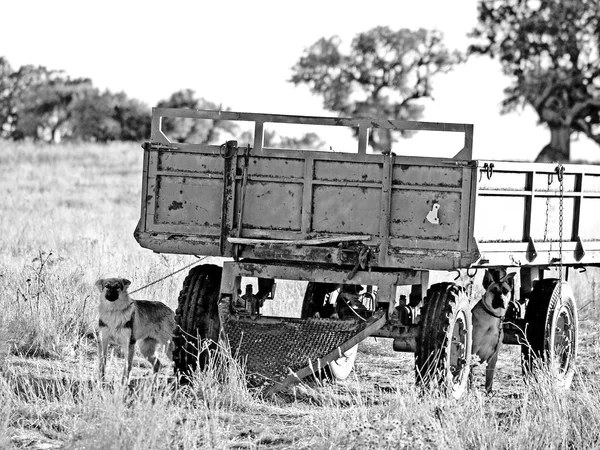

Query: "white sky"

xmin=2 ymin=0 xmax=598 ymax=161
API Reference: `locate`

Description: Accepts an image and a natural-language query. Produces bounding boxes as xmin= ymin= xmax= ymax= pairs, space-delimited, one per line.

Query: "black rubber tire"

xmin=173 ymin=264 xmax=223 ymax=379
xmin=521 ymin=279 xmax=578 ymax=389
xmin=415 ymin=282 xmax=472 ymax=398
xmin=301 ymin=282 xmax=337 ymax=319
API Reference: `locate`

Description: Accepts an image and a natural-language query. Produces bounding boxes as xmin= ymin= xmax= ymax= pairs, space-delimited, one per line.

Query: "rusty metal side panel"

xmin=139 ymin=146 xmax=227 ymax=256
xmin=237 ymin=180 xmax=304 ymax=232
xmin=136 ymin=144 xmax=481 ymax=269
xmin=233 ymin=155 xmax=305 ymax=236
xmin=387 ymin=160 xmax=472 ymax=253
xmin=312 ymin=185 xmax=382 ymax=235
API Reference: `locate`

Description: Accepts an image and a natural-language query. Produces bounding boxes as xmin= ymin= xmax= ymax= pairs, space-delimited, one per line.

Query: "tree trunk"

xmin=534 ymin=125 xmax=571 ymax=163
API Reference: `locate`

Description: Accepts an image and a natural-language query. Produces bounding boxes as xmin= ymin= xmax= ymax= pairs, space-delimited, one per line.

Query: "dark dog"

xmin=471 ymin=268 xmax=516 ymax=393
xmin=95 ymin=278 xmax=176 ymax=383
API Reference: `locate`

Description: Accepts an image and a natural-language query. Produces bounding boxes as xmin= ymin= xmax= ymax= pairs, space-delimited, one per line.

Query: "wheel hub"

xmin=553 ymin=305 xmax=575 ymax=374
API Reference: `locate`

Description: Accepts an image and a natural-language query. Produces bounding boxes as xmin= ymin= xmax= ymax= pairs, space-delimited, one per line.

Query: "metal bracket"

xmin=141 ymin=141 xmax=179 ymax=151
xmin=219 ymin=142 xmax=239 ymax=255
xmin=575 ymin=236 xmax=586 ymax=262
xmin=347 ymin=247 xmax=371 ymax=280
xmin=234 ymin=144 xmax=252 ymax=260
xmin=526 ymin=236 xmax=538 ymax=262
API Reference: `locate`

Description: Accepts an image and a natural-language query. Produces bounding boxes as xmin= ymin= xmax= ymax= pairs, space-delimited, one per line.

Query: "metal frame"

xmin=220 ymin=260 xmax=427 ymax=313
xmin=474 ymin=160 xmax=600 ymax=268
xmin=150 ymin=108 xmax=474 ymax=160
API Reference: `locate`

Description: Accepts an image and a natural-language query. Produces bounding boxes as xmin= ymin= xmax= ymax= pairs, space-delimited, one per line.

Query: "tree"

xmin=68 ymin=89 xmax=121 ymax=142
xmin=0 ymin=57 xmax=13 ymax=136
xmin=111 ymin=94 xmax=151 ymax=141
xmin=157 ymin=89 xmax=237 ymax=144
xmin=16 ymin=74 xmax=96 ymax=142
xmin=69 ymin=90 xmax=150 ymax=142
xmin=0 ymin=62 xmax=53 ymax=139
xmin=469 ymin=0 xmax=600 ymax=162
xmin=290 ymin=27 xmax=463 ymax=152
xmin=0 ymin=56 xmax=150 ymax=142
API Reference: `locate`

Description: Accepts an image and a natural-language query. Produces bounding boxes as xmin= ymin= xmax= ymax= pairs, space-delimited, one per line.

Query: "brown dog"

xmin=471 ymin=268 xmax=516 ymax=393
xmin=95 ymin=278 xmax=176 ymax=383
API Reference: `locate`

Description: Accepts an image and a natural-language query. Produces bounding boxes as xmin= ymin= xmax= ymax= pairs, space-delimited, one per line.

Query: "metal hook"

xmin=219 ymin=140 xmax=238 ymax=159
xmin=482 ymin=162 xmax=494 ymax=180
xmin=466 ymin=268 xmax=478 ymax=278
xmin=555 ymin=164 xmax=565 ymax=182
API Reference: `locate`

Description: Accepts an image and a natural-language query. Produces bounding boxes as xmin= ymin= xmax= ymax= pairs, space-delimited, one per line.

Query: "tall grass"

xmin=3 ymin=140 xmax=600 ymax=448
xmin=0 ymin=140 xmax=194 ymax=358
xmin=4 ymin=352 xmax=600 ymax=448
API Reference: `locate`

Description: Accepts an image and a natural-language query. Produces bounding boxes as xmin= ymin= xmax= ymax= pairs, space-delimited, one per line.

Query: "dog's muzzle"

xmin=491 ymin=294 xmax=509 ymax=310
xmin=104 ymin=290 xmax=120 ymax=302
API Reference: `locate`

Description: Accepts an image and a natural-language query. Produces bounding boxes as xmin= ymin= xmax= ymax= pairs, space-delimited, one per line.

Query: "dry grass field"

xmin=3 ymin=140 xmax=600 ymax=449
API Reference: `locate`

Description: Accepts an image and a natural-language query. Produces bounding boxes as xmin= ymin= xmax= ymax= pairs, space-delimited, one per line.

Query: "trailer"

xmin=134 ymin=108 xmax=600 ymax=396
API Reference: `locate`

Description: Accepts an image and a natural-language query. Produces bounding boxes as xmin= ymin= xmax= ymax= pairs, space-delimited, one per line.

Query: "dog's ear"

xmin=482 ymin=270 xmax=494 ymax=290
xmin=94 ymin=279 xmax=105 ymax=292
xmin=122 ymin=279 xmax=131 ymax=290
xmin=505 ymin=272 xmax=516 ymax=287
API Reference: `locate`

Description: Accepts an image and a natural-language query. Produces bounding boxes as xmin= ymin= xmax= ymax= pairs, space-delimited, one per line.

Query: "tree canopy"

xmin=469 ymin=0 xmax=600 ymax=162
xmin=290 ymin=26 xmax=463 ymax=152
xmin=0 ymin=57 xmax=151 ymax=142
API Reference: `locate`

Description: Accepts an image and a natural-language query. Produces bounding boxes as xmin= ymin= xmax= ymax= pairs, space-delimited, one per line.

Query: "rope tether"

xmin=129 ymin=256 xmax=207 ymax=295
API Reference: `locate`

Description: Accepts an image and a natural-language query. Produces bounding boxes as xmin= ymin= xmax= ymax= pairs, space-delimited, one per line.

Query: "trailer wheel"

xmin=415 ymin=283 xmax=472 ymax=398
xmin=521 ymin=279 xmax=578 ymax=388
xmin=301 ymin=282 xmax=358 ymax=381
xmin=173 ymin=264 xmax=223 ymax=379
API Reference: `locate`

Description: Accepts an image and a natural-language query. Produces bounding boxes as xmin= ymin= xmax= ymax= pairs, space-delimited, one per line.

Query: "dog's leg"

xmin=485 ymin=351 xmax=499 ymax=394
xmin=139 ymin=338 xmax=161 ymax=373
xmin=468 ymin=365 xmax=474 ymax=391
xmin=123 ymin=332 xmax=135 ymax=384
xmin=165 ymin=339 xmax=174 ymax=361
xmin=97 ymin=331 xmax=109 ymax=382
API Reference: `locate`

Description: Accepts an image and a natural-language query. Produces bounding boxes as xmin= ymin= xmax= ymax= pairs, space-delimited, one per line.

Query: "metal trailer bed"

xmin=135 ymin=108 xmax=599 ymax=395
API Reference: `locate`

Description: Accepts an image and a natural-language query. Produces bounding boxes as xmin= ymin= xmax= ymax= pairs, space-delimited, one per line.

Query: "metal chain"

xmin=557 ymin=163 xmax=564 ymax=300
xmin=544 ymin=173 xmax=552 ymax=262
